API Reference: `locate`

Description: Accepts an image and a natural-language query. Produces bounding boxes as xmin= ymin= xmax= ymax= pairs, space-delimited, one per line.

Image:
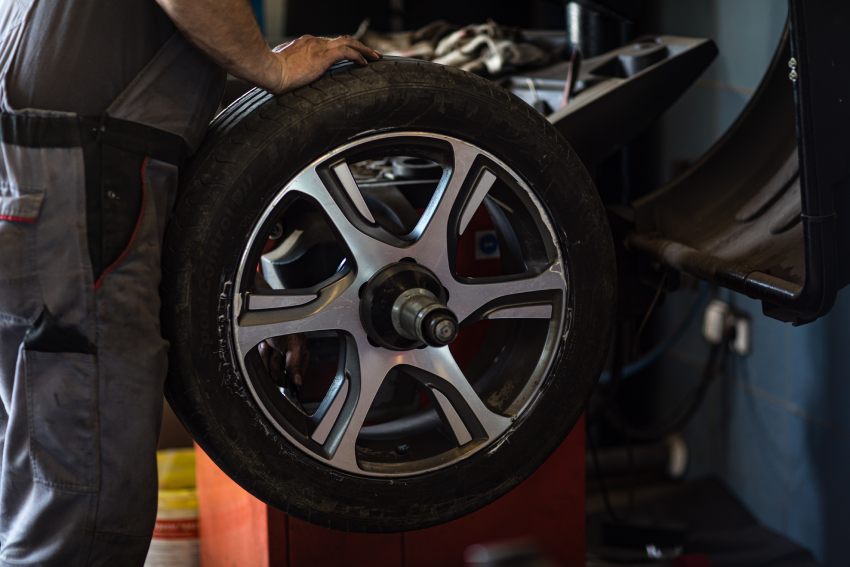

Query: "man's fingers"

xmin=269 ymin=33 xmax=382 ymax=94
xmin=327 ymin=36 xmax=381 ymax=61
xmin=327 ymin=46 xmax=368 ymax=66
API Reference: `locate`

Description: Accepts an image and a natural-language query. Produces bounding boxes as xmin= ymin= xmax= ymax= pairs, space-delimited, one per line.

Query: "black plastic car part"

xmin=626 ymin=1 xmax=850 ymax=325
xmin=511 ymin=35 xmax=718 ymax=174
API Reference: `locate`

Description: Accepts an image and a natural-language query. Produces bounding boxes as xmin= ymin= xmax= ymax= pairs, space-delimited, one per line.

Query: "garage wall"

xmin=643 ymin=0 xmax=788 ymax=186
xmin=653 ymin=286 xmax=850 ymax=567
xmin=644 ymin=2 xmax=850 ymax=565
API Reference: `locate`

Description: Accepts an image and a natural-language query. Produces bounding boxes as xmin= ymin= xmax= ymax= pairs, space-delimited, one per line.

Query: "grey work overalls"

xmin=0 ymin=2 xmax=224 ymax=564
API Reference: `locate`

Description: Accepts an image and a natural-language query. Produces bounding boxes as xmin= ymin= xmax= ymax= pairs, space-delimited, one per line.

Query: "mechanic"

xmin=0 ymin=0 xmax=378 ymax=564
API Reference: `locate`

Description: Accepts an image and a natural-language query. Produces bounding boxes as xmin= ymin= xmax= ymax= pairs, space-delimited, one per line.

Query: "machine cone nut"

xmin=359 ymin=262 xmax=457 ymax=350
xmin=392 ymin=288 xmax=459 ymax=347
xmin=429 ymin=314 xmax=459 ymax=345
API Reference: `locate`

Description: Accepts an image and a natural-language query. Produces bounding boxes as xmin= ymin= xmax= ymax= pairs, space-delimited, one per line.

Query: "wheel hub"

xmin=359 ymin=262 xmax=459 ymax=350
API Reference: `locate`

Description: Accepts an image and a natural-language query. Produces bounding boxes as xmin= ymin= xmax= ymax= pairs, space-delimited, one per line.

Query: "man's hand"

xmin=258 ymin=333 xmax=310 ymax=388
xmin=269 ymin=36 xmax=381 ymax=94
xmin=156 ymin=0 xmax=381 ymax=95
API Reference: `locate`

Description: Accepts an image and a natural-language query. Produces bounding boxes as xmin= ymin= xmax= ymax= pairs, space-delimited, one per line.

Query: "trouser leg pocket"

xmin=24 ymin=350 xmax=98 ymax=493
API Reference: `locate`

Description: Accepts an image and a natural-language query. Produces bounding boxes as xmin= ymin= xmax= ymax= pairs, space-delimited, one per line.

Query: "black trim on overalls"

xmin=0 ymin=112 xmax=187 ymax=283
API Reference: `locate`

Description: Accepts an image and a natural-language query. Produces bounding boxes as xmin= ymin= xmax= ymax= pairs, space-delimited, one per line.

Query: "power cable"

xmin=606 ymin=334 xmax=730 ymax=442
xmin=589 ymin=320 xmax=627 ymax=426
xmin=598 ymin=282 xmax=710 ymax=383
xmin=587 ymin=321 xmax=637 ymax=524
xmin=632 ymin=271 xmax=668 ymax=360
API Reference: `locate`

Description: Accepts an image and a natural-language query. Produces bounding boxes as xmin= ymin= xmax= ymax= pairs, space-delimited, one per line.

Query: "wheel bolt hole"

xmin=399 ymin=257 xmax=416 ymax=264
xmin=359 ymin=282 xmax=367 ymax=299
xmin=367 ymin=335 xmax=380 ymax=348
xmin=395 ymin=444 xmax=410 ymax=455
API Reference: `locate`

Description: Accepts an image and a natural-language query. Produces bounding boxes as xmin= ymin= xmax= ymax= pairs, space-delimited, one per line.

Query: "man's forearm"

xmin=156 ymin=0 xmax=279 ymax=90
xmin=156 ymin=0 xmax=380 ymax=94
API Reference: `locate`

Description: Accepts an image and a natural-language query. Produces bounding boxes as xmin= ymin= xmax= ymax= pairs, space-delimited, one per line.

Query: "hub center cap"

xmin=359 ymin=262 xmax=459 ymax=350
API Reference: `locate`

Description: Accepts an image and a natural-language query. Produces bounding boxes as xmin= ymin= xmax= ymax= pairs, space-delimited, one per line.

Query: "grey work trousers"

xmin=0 ymin=26 xmax=223 ymax=566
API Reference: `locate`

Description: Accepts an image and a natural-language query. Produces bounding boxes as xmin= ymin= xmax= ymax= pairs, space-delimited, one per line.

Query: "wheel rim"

xmin=232 ymin=132 xmax=569 ymax=477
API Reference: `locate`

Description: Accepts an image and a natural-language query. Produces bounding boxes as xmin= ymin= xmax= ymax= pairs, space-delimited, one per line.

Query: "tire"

xmin=161 ymin=58 xmax=615 ymax=532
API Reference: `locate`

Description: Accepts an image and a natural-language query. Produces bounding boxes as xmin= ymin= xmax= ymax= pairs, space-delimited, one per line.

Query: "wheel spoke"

xmin=310 ymin=376 xmax=349 ymax=445
xmin=488 ymin=304 xmax=553 ymax=319
xmin=246 ymin=292 xmax=317 ymax=310
xmin=290 ymin=167 xmax=400 ymax=269
xmin=447 ymin=261 xmax=567 ymax=325
xmin=235 ymin=275 xmax=359 ymax=354
xmin=403 ymin=346 xmax=512 ymax=443
xmin=431 ymin=389 xmax=473 ymax=446
xmin=331 ymin=161 xmax=376 ymax=223
xmin=458 ymin=168 xmax=498 ymax=236
xmin=324 ymin=336 xmax=394 ymax=466
xmin=409 ymin=140 xmax=484 ymax=275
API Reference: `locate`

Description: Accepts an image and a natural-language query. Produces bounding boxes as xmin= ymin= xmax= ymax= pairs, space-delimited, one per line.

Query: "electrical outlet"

xmin=702 ymin=300 xmax=730 ymax=345
xmin=702 ymin=299 xmax=750 ymax=355
xmin=733 ymin=317 xmax=751 ymax=356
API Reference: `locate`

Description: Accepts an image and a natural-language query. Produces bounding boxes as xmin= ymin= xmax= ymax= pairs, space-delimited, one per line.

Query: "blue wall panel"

xmin=652 ymin=286 xmax=850 ymax=564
